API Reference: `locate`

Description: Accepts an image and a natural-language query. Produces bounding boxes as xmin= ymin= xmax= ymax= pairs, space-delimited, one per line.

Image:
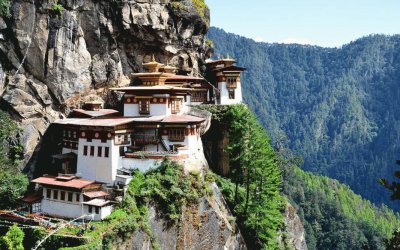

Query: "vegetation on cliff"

xmin=55 ymin=159 xmax=213 ymax=249
xmin=0 ymin=0 xmax=10 ymax=17
xmin=199 ymin=104 xmax=285 ymax=249
xmin=200 ymin=104 xmax=400 ymax=249
xmin=208 ymin=27 xmax=400 ymax=212
xmin=0 ymin=111 xmax=28 ymax=209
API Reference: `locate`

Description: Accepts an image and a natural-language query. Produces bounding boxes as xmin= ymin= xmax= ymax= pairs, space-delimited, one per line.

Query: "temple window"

xmin=138 ymin=99 xmax=150 ymax=114
xmin=98 ymin=146 xmax=102 ymax=157
xmin=227 ymin=77 xmax=237 ymax=88
xmin=32 ymin=202 xmax=41 ymax=213
xmin=68 ymin=192 xmax=73 ymax=202
xmin=104 ymin=147 xmax=110 ymax=158
xmin=228 ymin=89 xmax=235 ymax=99
xmin=192 ymin=91 xmax=207 ymax=102
xmin=46 ymin=188 xmax=51 ymax=199
xmin=168 ymin=128 xmax=185 ymax=142
xmin=76 ymin=193 xmax=80 ymax=202
xmin=90 ymin=146 xmax=95 ymax=156
xmin=171 ymin=99 xmax=181 ymax=114
xmin=60 ymin=191 xmax=65 ymax=201
xmin=53 ymin=190 xmax=58 ymax=200
xmin=83 ymin=146 xmax=88 ymax=156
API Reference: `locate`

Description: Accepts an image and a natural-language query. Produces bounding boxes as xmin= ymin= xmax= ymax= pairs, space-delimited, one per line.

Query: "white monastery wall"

xmin=76 ymin=138 xmax=117 ymax=185
xmin=218 ymin=82 xmax=243 ymax=105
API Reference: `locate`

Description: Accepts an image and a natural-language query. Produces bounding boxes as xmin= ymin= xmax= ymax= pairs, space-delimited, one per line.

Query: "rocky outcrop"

xmin=124 ymin=183 xmax=247 ymax=250
xmin=0 ymin=0 xmax=210 ymax=169
xmin=283 ymin=203 xmax=308 ymax=250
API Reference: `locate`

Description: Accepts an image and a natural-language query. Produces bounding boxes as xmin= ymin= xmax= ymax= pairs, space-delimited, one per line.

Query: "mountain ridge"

xmin=207 ymin=26 xmax=400 ymax=211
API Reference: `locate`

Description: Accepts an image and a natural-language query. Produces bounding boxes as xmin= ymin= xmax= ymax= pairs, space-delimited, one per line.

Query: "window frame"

xmin=168 ymin=128 xmax=185 ymax=142
xmin=46 ymin=188 xmax=51 ymax=199
xmin=171 ymin=99 xmax=181 ymax=114
xmin=68 ymin=192 xmax=73 ymax=202
xmin=138 ymin=99 xmax=150 ymax=114
xmin=104 ymin=147 xmax=110 ymax=158
xmin=228 ymin=89 xmax=235 ymax=99
xmin=97 ymin=146 xmax=102 ymax=157
xmin=60 ymin=191 xmax=65 ymax=201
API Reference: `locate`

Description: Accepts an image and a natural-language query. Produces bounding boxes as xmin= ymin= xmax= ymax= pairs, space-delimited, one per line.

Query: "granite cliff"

xmin=0 ymin=0 xmax=210 ymax=170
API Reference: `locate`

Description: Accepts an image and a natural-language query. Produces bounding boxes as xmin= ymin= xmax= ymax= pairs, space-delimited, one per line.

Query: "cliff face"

xmin=0 ymin=0 xmax=209 ymax=169
xmin=124 ymin=184 xmax=247 ymax=250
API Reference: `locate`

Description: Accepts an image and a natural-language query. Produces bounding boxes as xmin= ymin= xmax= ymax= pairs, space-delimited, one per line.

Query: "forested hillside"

xmin=208 ymin=27 xmax=400 ymax=211
xmin=201 ymin=104 xmax=400 ymax=250
xmin=283 ymin=165 xmax=400 ymax=250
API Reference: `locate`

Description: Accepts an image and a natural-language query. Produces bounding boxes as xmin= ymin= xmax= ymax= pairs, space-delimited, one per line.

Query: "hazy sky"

xmin=205 ymin=0 xmax=400 ymax=47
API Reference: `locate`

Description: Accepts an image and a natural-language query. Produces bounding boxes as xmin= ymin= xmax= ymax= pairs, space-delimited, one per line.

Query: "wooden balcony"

xmin=132 ymin=134 xmax=159 ymax=145
xmin=227 ymin=82 xmax=237 ymax=89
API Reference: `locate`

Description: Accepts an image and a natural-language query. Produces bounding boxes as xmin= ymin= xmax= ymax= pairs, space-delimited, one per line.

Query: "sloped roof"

xmin=212 ymin=65 xmax=246 ymax=72
xmin=161 ymin=114 xmax=205 ymax=124
xmin=54 ymin=117 xmax=137 ymax=127
xmin=32 ymin=176 xmax=95 ymax=190
xmin=71 ymin=109 xmax=119 ymax=118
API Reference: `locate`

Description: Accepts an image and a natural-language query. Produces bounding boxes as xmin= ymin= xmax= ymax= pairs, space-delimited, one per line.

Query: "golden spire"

xmin=226 ymin=53 xmax=230 ymax=59
xmin=151 ymin=54 xmax=156 ymax=62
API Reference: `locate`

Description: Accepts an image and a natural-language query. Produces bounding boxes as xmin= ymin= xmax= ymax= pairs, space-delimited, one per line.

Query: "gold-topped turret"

xmin=161 ymin=60 xmax=177 ymax=74
xmin=142 ymin=54 xmax=164 ymax=73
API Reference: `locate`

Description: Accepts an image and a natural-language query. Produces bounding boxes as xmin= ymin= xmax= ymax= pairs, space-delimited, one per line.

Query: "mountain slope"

xmin=207 ymin=27 xmax=400 ymax=211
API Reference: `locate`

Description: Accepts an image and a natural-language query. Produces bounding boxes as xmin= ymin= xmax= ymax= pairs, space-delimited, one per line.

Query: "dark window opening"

xmin=83 ymin=146 xmax=88 ymax=156
xmin=95 ymin=207 xmax=99 ymax=214
xmin=98 ymin=146 xmax=102 ymax=157
xmin=53 ymin=190 xmax=58 ymax=200
xmin=76 ymin=193 xmax=80 ymax=202
xmin=68 ymin=192 xmax=73 ymax=202
xmin=90 ymin=146 xmax=95 ymax=156
xmin=60 ymin=191 xmax=65 ymax=201
xmin=46 ymin=189 xmax=51 ymax=199
xmin=104 ymin=147 xmax=109 ymax=158
xmin=88 ymin=205 xmax=92 ymax=213
xmin=228 ymin=89 xmax=235 ymax=99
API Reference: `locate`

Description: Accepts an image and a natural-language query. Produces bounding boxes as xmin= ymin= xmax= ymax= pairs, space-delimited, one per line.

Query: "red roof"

xmin=71 ymin=109 xmax=119 ymax=118
xmin=161 ymin=114 xmax=205 ymax=124
xmin=83 ymin=191 xmax=108 ymax=199
xmin=54 ymin=117 xmax=137 ymax=127
xmin=32 ymin=176 xmax=95 ymax=190
xmin=21 ymin=192 xmax=43 ymax=204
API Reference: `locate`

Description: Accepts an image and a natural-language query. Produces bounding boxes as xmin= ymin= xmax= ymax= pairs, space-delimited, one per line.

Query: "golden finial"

xmin=226 ymin=53 xmax=230 ymax=59
xmin=152 ymin=54 xmax=156 ymax=62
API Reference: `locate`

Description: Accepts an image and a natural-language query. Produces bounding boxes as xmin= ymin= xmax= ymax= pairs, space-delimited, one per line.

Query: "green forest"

xmin=208 ymin=27 xmax=400 ymax=212
xmin=201 ymin=104 xmax=400 ymax=249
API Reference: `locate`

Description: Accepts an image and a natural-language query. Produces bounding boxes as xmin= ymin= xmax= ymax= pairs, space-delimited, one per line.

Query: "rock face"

xmin=0 ymin=0 xmax=209 ymax=170
xmin=123 ymin=183 xmax=247 ymax=250
xmin=283 ymin=203 xmax=308 ymax=250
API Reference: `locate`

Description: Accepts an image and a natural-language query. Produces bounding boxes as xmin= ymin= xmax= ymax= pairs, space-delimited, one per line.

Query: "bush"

xmin=0 ymin=0 xmax=10 ymax=17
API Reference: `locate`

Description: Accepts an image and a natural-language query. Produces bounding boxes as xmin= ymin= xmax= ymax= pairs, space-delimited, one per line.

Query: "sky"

xmin=205 ymin=0 xmax=400 ymax=48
